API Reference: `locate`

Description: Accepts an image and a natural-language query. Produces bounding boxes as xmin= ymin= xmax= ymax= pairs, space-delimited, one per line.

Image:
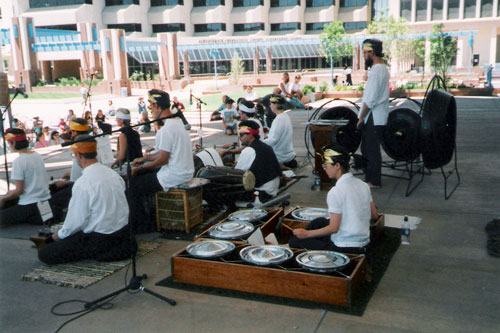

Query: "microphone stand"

xmin=190 ymin=93 xmax=206 ymax=146
xmin=82 ymin=72 xmax=96 ymax=122
xmin=1 ymin=90 xmax=25 ymax=191
xmin=80 ymin=113 xmax=180 ymax=310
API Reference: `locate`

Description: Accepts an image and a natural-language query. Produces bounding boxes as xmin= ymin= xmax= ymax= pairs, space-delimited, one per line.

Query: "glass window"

xmin=37 ymin=24 xmax=78 ymax=31
xmin=343 ymin=21 xmax=367 ymax=31
xmin=400 ymin=0 xmax=411 ymax=20
xmin=416 ymin=0 xmax=427 ymax=21
xmin=234 ymin=23 xmax=265 ymax=32
xmin=151 ymin=0 xmax=184 ymax=6
xmin=464 ymin=0 xmax=476 ymax=18
xmin=270 ymin=23 xmax=301 ymax=31
xmin=105 ymin=0 xmax=139 ymax=5
xmin=339 ymin=0 xmax=368 ymax=7
xmin=306 ymin=22 xmax=328 ymax=31
xmin=447 ymin=0 xmax=459 ymax=19
xmin=431 ymin=0 xmax=443 ymax=20
xmin=306 ymin=0 xmax=335 ymax=7
xmin=29 ymin=0 xmax=92 ymax=8
xmin=233 ymin=0 xmax=263 ymax=6
xmin=480 ymin=0 xmax=493 ymax=17
xmin=107 ymin=23 xmax=142 ymax=32
xmin=194 ymin=23 xmax=226 ymax=32
xmin=152 ymin=23 xmax=185 ymax=33
xmin=270 ymin=0 xmax=300 ymax=7
xmin=193 ymin=0 xmax=224 ymax=6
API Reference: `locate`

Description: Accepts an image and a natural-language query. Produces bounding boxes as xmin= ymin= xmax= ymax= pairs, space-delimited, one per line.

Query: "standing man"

xmin=356 ymin=39 xmax=390 ymax=188
xmin=263 ymin=95 xmax=297 ymax=169
xmin=129 ymin=89 xmax=194 ymax=227
xmin=39 ymin=135 xmax=136 ymax=265
xmin=344 ymin=64 xmax=352 ymax=86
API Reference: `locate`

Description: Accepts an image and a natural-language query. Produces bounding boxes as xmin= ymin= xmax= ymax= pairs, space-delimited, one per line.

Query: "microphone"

xmin=90 ymin=71 xmax=99 ymax=77
xmin=174 ymin=109 xmax=191 ymax=131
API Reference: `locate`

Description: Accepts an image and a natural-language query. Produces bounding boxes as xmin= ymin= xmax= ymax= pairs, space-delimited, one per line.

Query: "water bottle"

xmin=314 ymin=177 xmax=321 ymax=191
xmin=401 ymin=215 xmax=410 ymax=245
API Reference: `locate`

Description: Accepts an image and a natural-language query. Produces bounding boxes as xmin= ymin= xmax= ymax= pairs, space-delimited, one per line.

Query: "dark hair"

xmin=50 ymin=131 xmax=59 ymax=140
xmin=80 ymin=152 xmax=97 ymax=159
xmin=226 ymin=98 xmax=235 ymax=105
xmin=239 ymin=120 xmax=260 ymax=140
xmin=323 ymin=144 xmax=350 ymax=172
xmin=7 ymin=128 xmax=29 ymax=150
xmin=148 ymin=89 xmax=170 ymax=109
xmin=363 ymin=39 xmax=384 ymax=58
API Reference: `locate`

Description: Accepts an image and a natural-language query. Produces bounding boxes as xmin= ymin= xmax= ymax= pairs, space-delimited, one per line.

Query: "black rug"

xmin=156 ymin=227 xmax=401 ymax=316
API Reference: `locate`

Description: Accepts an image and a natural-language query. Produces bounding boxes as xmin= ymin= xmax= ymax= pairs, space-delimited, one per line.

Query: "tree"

xmin=366 ymin=14 xmax=412 ymax=74
xmin=229 ymin=52 xmax=245 ymax=85
xmin=428 ymin=24 xmax=457 ymax=83
xmin=320 ymin=21 xmax=353 ymax=66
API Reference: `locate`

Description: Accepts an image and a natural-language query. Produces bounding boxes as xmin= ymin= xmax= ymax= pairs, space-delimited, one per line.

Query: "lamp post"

xmin=210 ymin=50 xmax=220 ymax=89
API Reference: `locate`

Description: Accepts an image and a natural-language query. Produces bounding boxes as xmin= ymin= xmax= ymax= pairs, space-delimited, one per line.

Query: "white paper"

xmin=95 ymin=135 xmax=114 ymax=166
xmin=383 ymin=214 xmax=422 ymax=230
xmin=37 ymin=200 xmax=53 ymax=223
xmin=247 ymin=228 xmax=265 ymax=246
xmin=264 ymin=233 xmax=278 ymax=245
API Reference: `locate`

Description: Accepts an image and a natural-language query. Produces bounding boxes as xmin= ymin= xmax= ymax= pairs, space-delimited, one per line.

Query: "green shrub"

xmin=130 ymin=70 xmax=145 ymax=81
xmin=356 ymin=84 xmax=364 ymax=92
xmin=302 ymin=85 xmax=316 ymax=94
xmin=318 ymin=81 xmax=329 ymax=92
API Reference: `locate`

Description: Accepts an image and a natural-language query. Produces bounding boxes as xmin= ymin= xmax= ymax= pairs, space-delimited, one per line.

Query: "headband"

xmin=70 ymin=121 xmax=88 ymax=132
xmin=318 ymin=148 xmax=343 ymax=165
xmin=116 ymin=110 xmax=131 ymax=120
xmin=270 ymin=96 xmax=285 ymax=104
xmin=239 ymin=103 xmax=255 ymax=114
xmin=239 ymin=126 xmax=259 ymax=136
xmin=71 ymin=141 xmax=97 ymax=154
xmin=363 ymin=43 xmax=374 ymax=52
xmin=5 ymin=132 xmax=27 ymax=142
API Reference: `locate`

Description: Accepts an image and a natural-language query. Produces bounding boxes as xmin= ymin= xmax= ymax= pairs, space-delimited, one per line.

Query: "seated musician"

xmin=50 ymin=117 xmax=90 ymax=222
xmin=111 ymin=108 xmax=143 ymax=168
xmin=0 ymin=129 xmax=51 ymax=227
xmin=263 ymin=95 xmax=298 ymax=169
xmin=235 ymin=120 xmax=281 ymax=202
xmin=38 ymin=135 xmax=136 ymax=265
xmin=289 ymin=145 xmax=379 ymax=254
xmin=128 ymin=89 xmax=194 ymax=226
xmin=219 ymin=99 xmax=265 ymax=158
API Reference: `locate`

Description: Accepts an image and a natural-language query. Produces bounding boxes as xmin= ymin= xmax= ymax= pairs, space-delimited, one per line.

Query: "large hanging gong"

xmin=419 ymin=89 xmax=457 ymax=169
xmin=382 ymin=108 xmax=421 ymax=162
xmin=311 ymin=106 xmax=361 ymax=153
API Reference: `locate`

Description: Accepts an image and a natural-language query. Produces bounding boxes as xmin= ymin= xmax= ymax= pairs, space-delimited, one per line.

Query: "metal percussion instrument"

xmin=240 ymin=245 xmax=293 ymax=266
xmin=228 ymin=209 xmax=268 ymax=223
xmin=186 ymin=240 xmax=235 ymax=259
xmin=291 ymin=208 xmax=329 ymax=221
xmin=296 ymin=251 xmax=351 ymax=273
xmin=208 ymin=221 xmax=255 ymax=240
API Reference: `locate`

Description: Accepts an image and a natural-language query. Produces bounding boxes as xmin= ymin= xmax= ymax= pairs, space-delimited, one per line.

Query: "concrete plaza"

xmin=0 ymin=94 xmax=499 ymax=332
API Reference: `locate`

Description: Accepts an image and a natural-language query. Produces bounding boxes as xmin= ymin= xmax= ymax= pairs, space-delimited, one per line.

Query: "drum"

xmin=196 ymin=166 xmax=255 ymax=191
xmin=193 ymin=148 xmax=225 ymax=176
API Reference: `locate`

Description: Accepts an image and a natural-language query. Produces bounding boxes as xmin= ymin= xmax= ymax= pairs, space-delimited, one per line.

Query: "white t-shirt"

xmin=263 ymin=112 xmax=295 ymax=163
xmin=155 ymin=118 xmax=194 ymax=190
xmin=222 ymin=108 xmax=239 ymax=127
xmin=362 ymin=63 xmax=390 ymax=125
xmin=243 ymin=91 xmax=257 ymax=101
xmin=58 ymin=163 xmax=128 ymax=239
xmin=70 ymin=157 xmax=83 ymax=182
xmin=278 ymin=82 xmax=290 ymax=96
xmin=327 ymin=173 xmax=372 ymax=248
xmin=235 ymin=147 xmax=280 ymax=196
xmin=10 ymin=152 xmax=50 ymax=205
xmin=344 ymin=67 xmax=352 ymax=75
xmin=291 ymin=82 xmax=302 ymax=93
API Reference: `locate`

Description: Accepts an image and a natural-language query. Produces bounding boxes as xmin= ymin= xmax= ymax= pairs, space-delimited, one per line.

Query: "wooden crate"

xmin=156 ymin=187 xmax=203 ymax=233
xmin=171 ymin=248 xmax=366 ymax=307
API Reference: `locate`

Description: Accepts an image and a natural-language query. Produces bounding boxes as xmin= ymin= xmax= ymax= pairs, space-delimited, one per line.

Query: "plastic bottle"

xmin=253 ymin=191 xmax=262 ymax=208
xmin=401 ymin=215 xmax=410 ymax=245
xmin=314 ymin=177 xmax=321 ymax=191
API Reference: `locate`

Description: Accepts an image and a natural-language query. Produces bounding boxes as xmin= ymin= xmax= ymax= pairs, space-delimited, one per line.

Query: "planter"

xmin=313 ymin=92 xmax=323 ymax=100
xmin=202 ymin=90 xmax=222 ymax=95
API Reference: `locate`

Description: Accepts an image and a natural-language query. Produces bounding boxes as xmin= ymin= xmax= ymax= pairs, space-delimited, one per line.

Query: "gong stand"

xmin=190 ymin=93 xmax=206 ymax=146
xmin=381 ymin=97 xmax=429 ymax=197
xmin=420 ymin=75 xmax=460 ymax=200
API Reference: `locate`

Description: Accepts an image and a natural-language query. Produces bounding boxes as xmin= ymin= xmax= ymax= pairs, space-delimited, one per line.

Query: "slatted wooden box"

xmin=156 ymin=187 xmax=203 ymax=233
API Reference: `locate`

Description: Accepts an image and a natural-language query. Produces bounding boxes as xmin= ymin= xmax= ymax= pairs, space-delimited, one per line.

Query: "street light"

xmin=210 ymin=50 xmax=220 ymax=89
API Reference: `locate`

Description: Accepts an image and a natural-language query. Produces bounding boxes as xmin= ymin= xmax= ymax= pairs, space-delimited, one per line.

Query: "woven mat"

xmin=157 ymin=228 xmax=401 ymax=316
xmin=21 ymin=241 xmax=161 ymax=289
